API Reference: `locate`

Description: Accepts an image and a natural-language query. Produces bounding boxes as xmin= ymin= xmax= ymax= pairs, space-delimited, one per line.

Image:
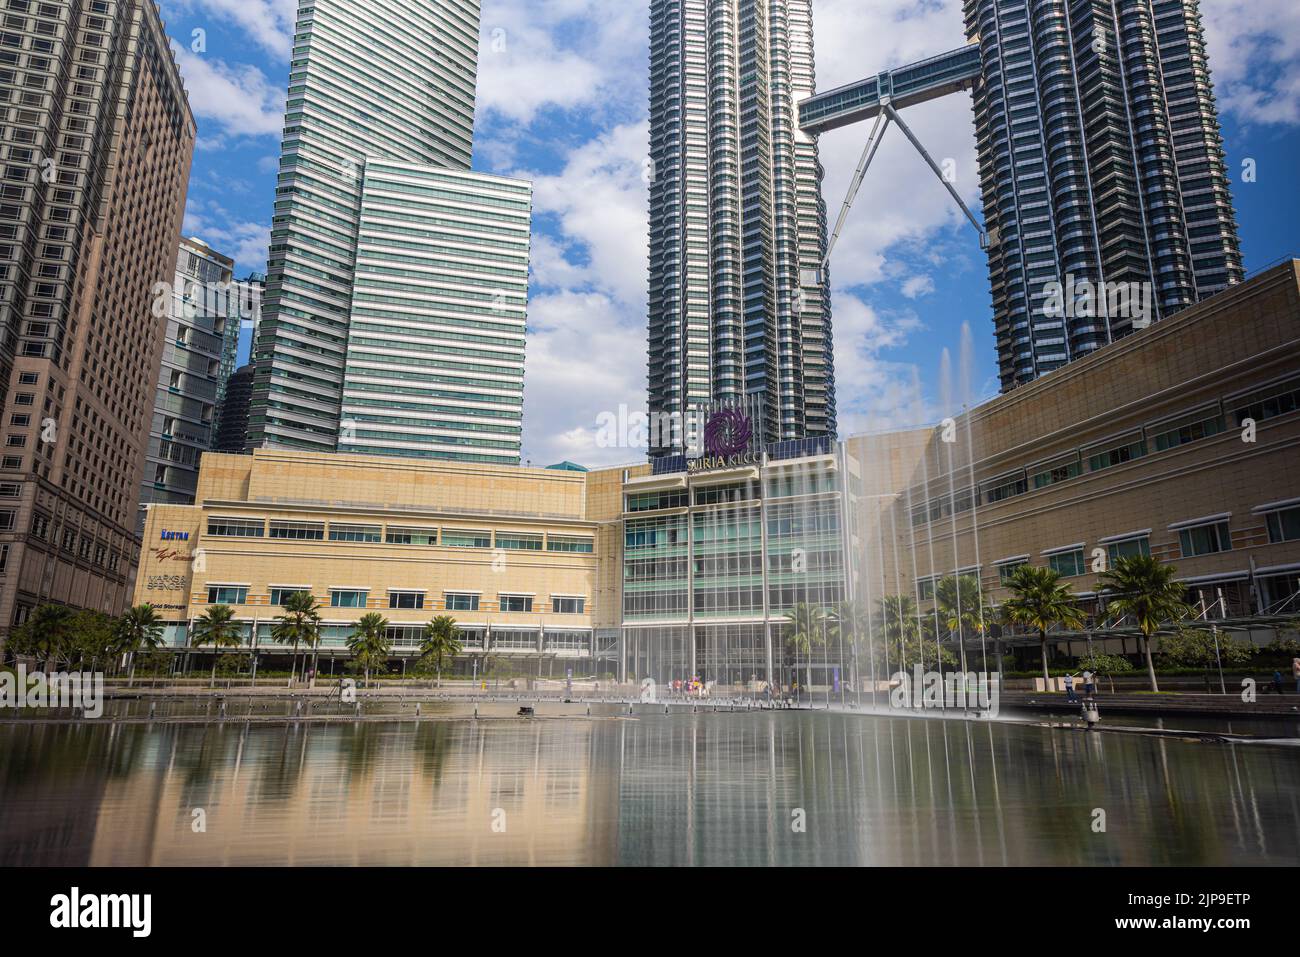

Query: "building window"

xmin=1265 ymin=506 xmax=1300 ymax=544
xmin=445 ymin=593 xmax=479 ymax=611
xmin=388 ymin=591 xmax=425 ymax=610
xmin=269 ymin=520 xmax=324 ymax=540
xmin=1047 ymin=548 xmax=1086 ymax=577
xmin=207 ymin=585 xmax=248 ymax=605
xmin=328 ymin=524 xmax=381 ymax=543
xmin=997 ymin=560 xmax=1027 ymax=585
xmin=1086 ymin=436 xmax=1147 ymax=472
xmin=0 ymin=482 xmax=19 ymax=497
xmin=0 ymin=543 xmax=7 ymax=573
xmin=915 ymin=577 xmax=937 ymax=601
xmin=269 ymin=587 xmax=311 ymax=606
xmin=1231 ymin=378 xmax=1300 ymax=427
xmin=1106 ymin=536 xmax=1151 ymax=565
xmin=442 ymin=530 xmax=490 ymax=549
xmin=385 ymin=526 xmax=437 ymax=546
xmin=499 ymin=594 xmax=533 ymax=613
xmin=547 ymin=535 xmax=593 ymax=553
xmin=626 ymin=489 xmax=689 ymax=512
xmin=1031 ymin=459 xmax=1081 ymax=490
xmin=551 ymin=597 xmax=585 ymax=615
xmin=1150 ymin=412 xmax=1224 ymax=452
xmin=0 ymin=509 xmax=15 ymax=531
xmin=1178 ymin=521 xmax=1232 ymax=557
xmin=208 ymin=517 xmax=264 ymax=537
xmin=495 ymin=532 xmax=541 ymax=551
xmin=330 ymin=589 xmax=369 ymax=608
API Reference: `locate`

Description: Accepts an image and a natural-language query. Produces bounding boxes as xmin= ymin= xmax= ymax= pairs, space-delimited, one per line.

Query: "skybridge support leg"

xmin=882 ymin=102 xmax=988 ymax=249
xmin=823 ymin=108 xmax=890 ymax=274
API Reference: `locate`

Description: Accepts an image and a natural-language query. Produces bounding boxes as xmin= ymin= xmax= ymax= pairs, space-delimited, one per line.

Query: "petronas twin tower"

xmin=648 ymin=0 xmax=1243 ymax=452
xmin=648 ymin=0 xmax=836 ymax=455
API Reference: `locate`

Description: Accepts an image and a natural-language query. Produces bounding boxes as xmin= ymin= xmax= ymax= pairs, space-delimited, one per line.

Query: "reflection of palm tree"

xmin=1098 ymin=555 xmax=1190 ymax=693
xmin=784 ymin=603 xmax=826 ymax=692
xmin=191 ymin=606 xmax=242 ymax=688
xmin=1001 ymin=565 xmax=1084 ymax=685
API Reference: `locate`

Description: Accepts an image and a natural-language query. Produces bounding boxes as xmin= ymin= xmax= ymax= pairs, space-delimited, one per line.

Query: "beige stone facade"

xmin=135 ymin=450 xmax=621 ymax=670
xmin=843 ymin=260 xmax=1300 ymax=641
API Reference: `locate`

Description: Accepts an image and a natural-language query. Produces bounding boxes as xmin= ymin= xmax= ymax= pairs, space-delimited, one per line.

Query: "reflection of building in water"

xmin=0 ymin=725 xmax=111 ymax=865
xmin=86 ymin=720 xmax=619 ymax=866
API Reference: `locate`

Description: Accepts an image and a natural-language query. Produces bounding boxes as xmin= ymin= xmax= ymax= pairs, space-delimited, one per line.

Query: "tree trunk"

xmin=289 ymin=639 xmax=299 ymax=688
xmin=1142 ymin=634 xmax=1159 ymax=693
xmin=1040 ymin=631 xmax=1050 ymax=687
xmin=210 ymin=653 xmax=217 ymax=689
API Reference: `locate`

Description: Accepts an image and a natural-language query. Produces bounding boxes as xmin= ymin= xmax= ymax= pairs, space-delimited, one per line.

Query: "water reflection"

xmin=1 ymin=712 xmax=1296 ymax=866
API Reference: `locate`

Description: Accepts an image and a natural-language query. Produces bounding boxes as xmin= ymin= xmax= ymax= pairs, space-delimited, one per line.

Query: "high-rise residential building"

xmin=247 ymin=0 xmax=495 ymax=456
xmin=647 ymin=0 xmax=834 ymax=456
xmin=212 ymin=364 xmax=254 ymax=454
xmin=138 ymin=237 xmax=241 ymax=531
xmin=800 ymin=0 xmax=1244 ymax=391
xmin=0 ymin=0 xmax=194 ymax=632
xmin=336 ymin=161 xmax=529 ymax=464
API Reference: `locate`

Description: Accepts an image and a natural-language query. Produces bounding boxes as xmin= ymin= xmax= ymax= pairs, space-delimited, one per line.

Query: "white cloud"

xmin=172 ymin=47 xmax=284 ymax=138
xmin=163 ymin=0 xmax=298 ymax=60
xmin=1202 ymin=0 xmax=1300 ymax=126
xmin=900 ymin=274 xmax=935 ymax=299
xmin=182 ymin=199 xmax=270 ymax=275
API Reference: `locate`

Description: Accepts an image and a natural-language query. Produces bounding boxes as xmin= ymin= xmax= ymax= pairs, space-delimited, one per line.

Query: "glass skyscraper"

xmin=337 ymin=161 xmax=529 ymax=464
xmin=647 ymin=0 xmax=834 ymax=455
xmin=965 ymin=0 xmax=1244 ymax=389
xmin=246 ymin=0 xmax=529 ymax=461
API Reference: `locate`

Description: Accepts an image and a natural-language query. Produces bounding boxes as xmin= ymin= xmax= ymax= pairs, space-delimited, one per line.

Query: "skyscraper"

xmin=336 ymin=162 xmax=529 ymax=464
xmin=246 ymin=0 xmax=515 ymax=458
xmin=212 ymin=364 xmax=254 ymax=455
xmin=0 ymin=0 xmax=194 ymax=629
xmin=138 ymin=237 xmax=241 ymax=531
xmin=647 ymin=0 xmax=834 ymax=455
xmin=799 ymin=0 xmax=1244 ymax=392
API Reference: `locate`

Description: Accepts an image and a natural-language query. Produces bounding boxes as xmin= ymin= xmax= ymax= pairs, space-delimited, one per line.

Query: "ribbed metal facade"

xmin=647 ymin=0 xmax=834 ymax=455
xmin=246 ymin=0 xmax=481 ymax=452
xmin=966 ymin=0 xmax=1243 ymax=390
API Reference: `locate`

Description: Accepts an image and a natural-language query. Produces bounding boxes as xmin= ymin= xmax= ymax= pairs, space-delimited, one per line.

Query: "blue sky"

xmin=157 ymin=0 xmax=1300 ymax=467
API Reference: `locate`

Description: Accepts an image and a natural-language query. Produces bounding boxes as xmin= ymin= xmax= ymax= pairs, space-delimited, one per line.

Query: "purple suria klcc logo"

xmin=703 ymin=408 xmax=752 ymax=457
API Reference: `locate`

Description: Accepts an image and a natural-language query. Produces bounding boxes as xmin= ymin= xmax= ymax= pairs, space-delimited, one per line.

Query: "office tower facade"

xmin=647 ymin=0 xmax=834 ymax=455
xmin=964 ymin=0 xmax=1244 ymax=389
xmin=336 ymin=162 xmax=528 ymax=464
xmin=247 ymin=0 xmax=485 ymax=454
xmin=0 ymin=0 xmax=194 ymax=631
xmin=213 ymin=364 xmax=254 ymax=454
xmin=138 ymin=238 xmax=241 ymax=531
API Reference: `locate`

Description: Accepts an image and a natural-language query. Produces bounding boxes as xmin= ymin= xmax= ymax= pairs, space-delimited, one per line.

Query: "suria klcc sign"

xmin=687 ymin=407 xmax=761 ymax=473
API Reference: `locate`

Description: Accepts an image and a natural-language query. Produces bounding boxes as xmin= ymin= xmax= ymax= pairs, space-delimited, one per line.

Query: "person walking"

xmin=1292 ymin=657 xmax=1300 ymax=694
xmin=1064 ymin=672 xmax=1077 ymax=703
xmin=1273 ymin=671 xmax=1287 ymax=696
xmin=1081 ymin=669 xmax=1096 ymax=697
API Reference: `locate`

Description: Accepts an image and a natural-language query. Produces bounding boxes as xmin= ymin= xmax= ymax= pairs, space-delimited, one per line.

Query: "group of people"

xmin=1063 ymin=670 xmax=1097 ymax=703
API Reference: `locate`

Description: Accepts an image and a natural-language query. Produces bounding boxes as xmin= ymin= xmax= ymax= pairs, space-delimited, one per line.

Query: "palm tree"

xmin=935 ymin=574 xmax=991 ymax=671
xmin=271 ymin=591 xmax=321 ymax=687
xmin=418 ymin=615 xmax=462 ymax=686
xmin=8 ymin=603 xmax=76 ymax=672
xmin=1098 ymin=554 xmax=1190 ymax=693
xmin=113 ymin=604 xmax=165 ymax=686
xmin=191 ymin=605 xmax=243 ymax=687
xmin=347 ymin=612 xmax=391 ymax=687
xmin=1000 ymin=564 xmax=1084 ymax=686
xmin=784 ymin=602 xmax=826 ymax=695
xmin=828 ymin=600 xmax=864 ymax=692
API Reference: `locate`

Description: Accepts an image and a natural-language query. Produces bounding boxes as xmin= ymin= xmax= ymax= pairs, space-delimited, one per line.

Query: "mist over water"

xmin=2 ymin=711 xmax=1297 ymax=866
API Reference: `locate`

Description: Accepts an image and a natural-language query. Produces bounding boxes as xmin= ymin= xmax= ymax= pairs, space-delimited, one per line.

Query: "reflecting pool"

xmin=1 ymin=709 xmax=1297 ymax=865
